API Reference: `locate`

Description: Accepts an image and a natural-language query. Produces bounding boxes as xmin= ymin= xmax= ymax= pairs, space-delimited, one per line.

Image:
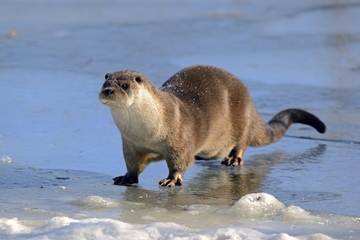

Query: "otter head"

xmin=99 ymin=70 xmax=144 ymax=108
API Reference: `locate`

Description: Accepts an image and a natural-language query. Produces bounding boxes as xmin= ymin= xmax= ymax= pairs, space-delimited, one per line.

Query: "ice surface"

xmin=1 ymin=161 xmax=359 ymax=239
xmin=1 ymin=0 xmax=360 ymax=239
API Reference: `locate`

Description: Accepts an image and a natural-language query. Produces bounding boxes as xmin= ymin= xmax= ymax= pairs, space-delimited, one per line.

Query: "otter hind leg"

xmin=221 ymin=148 xmax=246 ymax=166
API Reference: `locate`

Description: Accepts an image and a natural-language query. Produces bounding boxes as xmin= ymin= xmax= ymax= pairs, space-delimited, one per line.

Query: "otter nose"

xmin=102 ymin=88 xmax=114 ymax=96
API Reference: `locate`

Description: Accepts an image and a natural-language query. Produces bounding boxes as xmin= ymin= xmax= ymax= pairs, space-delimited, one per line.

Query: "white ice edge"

xmin=0 ymin=193 xmax=347 ymax=240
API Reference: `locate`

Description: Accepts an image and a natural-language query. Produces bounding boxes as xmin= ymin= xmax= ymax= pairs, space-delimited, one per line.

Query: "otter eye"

xmin=135 ymin=77 xmax=141 ymax=83
xmin=121 ymin=83 xmax=128 ymax=90
xmin=105 ymin=73 xmax=110 ymax=80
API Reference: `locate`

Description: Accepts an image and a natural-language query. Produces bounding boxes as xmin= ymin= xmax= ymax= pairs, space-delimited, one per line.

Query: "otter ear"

xmin=135 ymin=76 xmax=141 ymax=83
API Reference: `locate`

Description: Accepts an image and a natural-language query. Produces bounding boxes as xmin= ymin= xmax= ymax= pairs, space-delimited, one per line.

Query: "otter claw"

xmin=221 ymin=157 xmax=243 ymax=166
xmin=159 ymin=178 xmax=182 ymax=187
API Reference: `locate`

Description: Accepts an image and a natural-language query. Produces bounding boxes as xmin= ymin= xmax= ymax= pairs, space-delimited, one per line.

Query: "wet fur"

xmin=99 ymin=65 xmax=326 ymax=187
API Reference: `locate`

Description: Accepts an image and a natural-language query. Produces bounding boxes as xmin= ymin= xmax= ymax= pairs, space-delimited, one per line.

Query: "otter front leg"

xmin=114 ymin=139 xmax=152 ymax=186
xmin=159 ymin=153 xmax=193 ymax=187
xmin=114 ymin=152 xmax=151 ymax=185
xmin=114 ymin=151 xmax=161 ymax=185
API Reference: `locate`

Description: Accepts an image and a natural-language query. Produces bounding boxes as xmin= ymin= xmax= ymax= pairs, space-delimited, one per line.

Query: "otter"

xmin=99 ymin=65 xmax=326 ymax=187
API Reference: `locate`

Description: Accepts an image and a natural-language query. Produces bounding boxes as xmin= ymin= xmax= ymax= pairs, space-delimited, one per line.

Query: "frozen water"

xmin=1 ymin=0 xmax=360 ymax=239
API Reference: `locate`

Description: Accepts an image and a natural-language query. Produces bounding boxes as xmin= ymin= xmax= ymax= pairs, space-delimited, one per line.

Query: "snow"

xmin=0 ymin=193 xmax=349 ymax=239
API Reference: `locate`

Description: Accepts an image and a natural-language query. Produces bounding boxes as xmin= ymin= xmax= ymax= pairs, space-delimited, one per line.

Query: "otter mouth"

xmin=99 ymin=97 xmax=109 ymax=105
xmin=99 ymin=93 xmax=117 ymax=106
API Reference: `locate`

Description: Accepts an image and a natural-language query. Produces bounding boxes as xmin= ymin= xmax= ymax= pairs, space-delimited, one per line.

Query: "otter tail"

xmin=250 ymin=109 xmax=326 ymax=147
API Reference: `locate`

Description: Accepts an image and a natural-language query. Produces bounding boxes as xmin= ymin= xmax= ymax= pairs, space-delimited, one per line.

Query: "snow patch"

xmin=229 ymin=193 xmax=285 ymax=218
xmin=1 ymin=155 xmax=12 ymax=163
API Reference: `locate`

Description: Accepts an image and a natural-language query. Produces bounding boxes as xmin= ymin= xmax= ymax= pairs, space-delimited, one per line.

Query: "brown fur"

xmin=99 ymin=65 xmax=326 ymax=187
